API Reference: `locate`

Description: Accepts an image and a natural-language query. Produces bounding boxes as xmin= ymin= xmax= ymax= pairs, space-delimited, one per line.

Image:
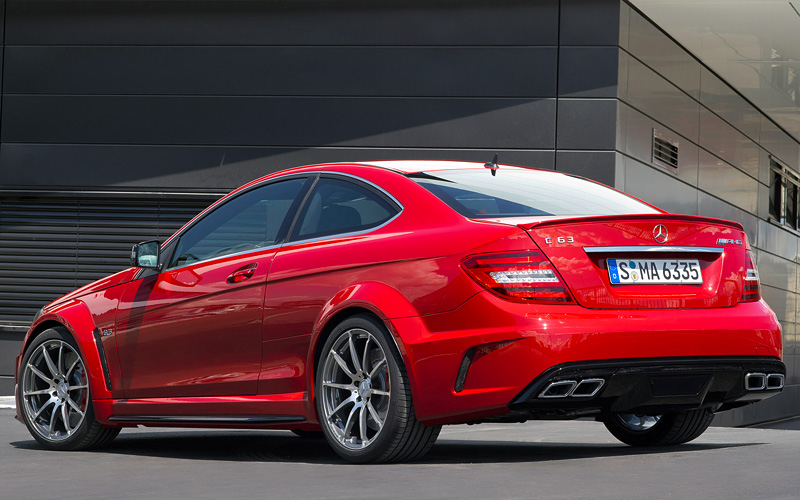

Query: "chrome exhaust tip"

xmin=570 ymin=378 xmax=605 ymax=397
xmin=745 ymin=372 xmax=766 ymax=391
xmin=767 ymin=373 xmax=785 ymax=390
xmin=539 ymin=380 xmax=577 ymax=398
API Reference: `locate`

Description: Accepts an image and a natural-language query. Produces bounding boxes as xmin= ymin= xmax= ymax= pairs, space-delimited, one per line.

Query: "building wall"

xmin=0 ymin=0 xmax=586 ymax=393
xmin=615 ymin=2 xmax=800 ymax=425
xmin=0 ymin=0 xmax=797 ymax=427
xmin=0 ymin=0 xmax=564 ymax=192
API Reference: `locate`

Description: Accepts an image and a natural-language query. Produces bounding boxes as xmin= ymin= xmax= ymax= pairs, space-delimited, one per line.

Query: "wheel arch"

xmin=306 ymin=282 xmax=422 ymax=423
xmin=19 ymin=301 xmax=111 ymax=401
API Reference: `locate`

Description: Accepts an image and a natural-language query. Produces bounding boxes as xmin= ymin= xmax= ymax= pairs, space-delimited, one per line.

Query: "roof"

xmin=358 ymin=159 xmax=526 ymax=174
xmin=358 ymin=160 xmax=504 ymax=174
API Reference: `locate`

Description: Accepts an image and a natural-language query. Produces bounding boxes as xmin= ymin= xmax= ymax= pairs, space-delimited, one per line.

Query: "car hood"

xmin=43 ymin=267 xmax=141 ymax=311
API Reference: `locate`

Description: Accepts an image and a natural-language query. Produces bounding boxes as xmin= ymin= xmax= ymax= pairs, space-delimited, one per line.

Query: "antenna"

xmin=484 ymin=154 xmax=499 ymax=177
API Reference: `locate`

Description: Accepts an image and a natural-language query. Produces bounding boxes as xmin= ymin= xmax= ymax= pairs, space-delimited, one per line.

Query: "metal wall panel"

xmin=558 ymin=47 xmax=619 ymax=98
xmin=6 ymin=0 xmax=559 ymax=46
xmin=554 ymin=150 xmax=616 ymax=186
xmin=2 ymin=96 xmax=556 ymax=149
xmin=0 ymin=145 xmax=557 ymax=190
xmin=559 ymin=0 xmax=621 ymax=46
xmin=627 ymin=6 xmax=701 ymax=100
xmin=4 ymin=46 xmax=557 ymax=97
xmin=626 ymin=56 xmax=700 ymax=143
xmin=699 ymin=67 xmax=761 ymax=144
xmin=556 ymin=99 xmax=618 ymax=150
xmin=698 ymin=107 xmax=760 ymax=180
xmin=623 ymin=5 xmax=800 ymax=425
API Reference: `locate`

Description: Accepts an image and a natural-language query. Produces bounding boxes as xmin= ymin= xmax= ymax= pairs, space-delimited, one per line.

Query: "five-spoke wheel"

xmin=18 ymin=328 xmax=120 ymax=450
xmin=316 ymin=314 xmax=440 ymax=463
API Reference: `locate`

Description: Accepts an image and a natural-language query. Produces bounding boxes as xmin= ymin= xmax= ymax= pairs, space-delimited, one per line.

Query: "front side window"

xmin=291 ymin=177 xmax=399 ymax=241
xmin=409 ymin=169 xmax=660 ymax=218
xmin=170 ymin=178 xmax=305 ymax=267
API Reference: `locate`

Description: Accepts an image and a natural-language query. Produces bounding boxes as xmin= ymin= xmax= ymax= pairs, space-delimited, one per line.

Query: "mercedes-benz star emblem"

xmin=653 ymin=224 xmax=668 ymax=244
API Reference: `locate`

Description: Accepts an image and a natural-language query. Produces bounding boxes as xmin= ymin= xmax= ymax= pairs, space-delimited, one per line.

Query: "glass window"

xmin=291 ymin=177 xmax=399 ymax=240
xmin=170 ymin=178 xmax=305 ymax=267
xmin=769 ymin=167 xmax=783 ymax=222
xmin=788 ymin=181 xmax=799 ymax=230
xmin=409 ymin=169 xmax=659 ymax=218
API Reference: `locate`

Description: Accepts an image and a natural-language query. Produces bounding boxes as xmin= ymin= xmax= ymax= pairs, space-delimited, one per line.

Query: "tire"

xmin=602 ymin=409 xmax=714 ymax=446
xmin=17 ymin=328 xmax=120 ymax=450
xmin=315 ymin=314 xmax=440 ymax=463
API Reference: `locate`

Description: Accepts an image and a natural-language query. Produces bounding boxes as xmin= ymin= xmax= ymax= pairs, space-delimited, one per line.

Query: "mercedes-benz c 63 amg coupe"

xmin=15 ymin=160 xmax=784 ymax=463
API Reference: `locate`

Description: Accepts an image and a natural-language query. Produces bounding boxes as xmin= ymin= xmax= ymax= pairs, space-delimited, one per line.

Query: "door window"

xmin=291 ymin=177 xmax=399 ymax=241
xmin=170 ymin=178 xmax=305 ymax=267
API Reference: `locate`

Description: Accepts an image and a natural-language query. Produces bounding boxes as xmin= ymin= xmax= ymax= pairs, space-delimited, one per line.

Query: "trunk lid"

xmin=520 ymin=214 xmax=748 ymax=309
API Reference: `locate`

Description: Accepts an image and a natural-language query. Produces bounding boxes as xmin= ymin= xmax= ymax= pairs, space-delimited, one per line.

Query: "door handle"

xmin=227 ymin=263 xmax=258 ymax=284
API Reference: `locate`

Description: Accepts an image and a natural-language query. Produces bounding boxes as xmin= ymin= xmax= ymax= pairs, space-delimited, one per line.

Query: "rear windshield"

xmin=409 ymin=169 xmax=660 ymax=218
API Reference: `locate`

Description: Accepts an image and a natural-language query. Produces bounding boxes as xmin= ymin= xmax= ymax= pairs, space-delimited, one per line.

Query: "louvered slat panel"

xmin=0 ymin=194 xmax=217 ymax=325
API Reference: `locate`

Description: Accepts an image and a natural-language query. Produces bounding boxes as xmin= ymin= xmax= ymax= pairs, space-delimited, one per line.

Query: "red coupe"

xmin=15 ymin=160 xmax=784 ymax=462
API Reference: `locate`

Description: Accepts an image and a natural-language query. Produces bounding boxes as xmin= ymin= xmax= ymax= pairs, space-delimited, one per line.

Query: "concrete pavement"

xmin=2 ymin=406 xmax=800 ymax=500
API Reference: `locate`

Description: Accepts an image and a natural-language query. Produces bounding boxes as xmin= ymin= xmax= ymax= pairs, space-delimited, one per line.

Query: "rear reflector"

xmin=741 ymin=250 xmax=761 ymax=302
xmin=461 ymin=251 xmax=572 ymax=303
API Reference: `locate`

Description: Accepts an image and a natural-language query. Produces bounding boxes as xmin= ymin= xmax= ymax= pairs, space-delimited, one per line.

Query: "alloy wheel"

xmin=319 ymin=328 xmax=391 ymax=450
xmin=21 ymin=339 xmax=89 ymax=442
xmin=613 ymin=413 xmax=661 ymax=432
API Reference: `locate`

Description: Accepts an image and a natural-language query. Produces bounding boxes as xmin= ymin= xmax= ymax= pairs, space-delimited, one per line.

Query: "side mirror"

xmin=130 ymin=240 xmax=161 ymax=269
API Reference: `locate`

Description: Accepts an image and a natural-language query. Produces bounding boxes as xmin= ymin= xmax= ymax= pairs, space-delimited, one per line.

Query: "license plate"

xmin=607 ymin=258 xmax=702 ymax=285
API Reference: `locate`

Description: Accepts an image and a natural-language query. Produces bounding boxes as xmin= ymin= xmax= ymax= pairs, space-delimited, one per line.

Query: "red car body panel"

xmin=394 ymin=294 xmax=780 ymax=424
xmin=114 ymin=250 xmax=272 ymax=398
xmin=15 ymin=161 xmax=783 ymax=430
xmin=526 ymin=216 xmax=748 ymax=309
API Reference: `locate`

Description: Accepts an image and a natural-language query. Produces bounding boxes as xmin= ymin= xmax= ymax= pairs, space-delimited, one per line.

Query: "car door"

xmin=115 ymin=177 xmax=308 ymax=398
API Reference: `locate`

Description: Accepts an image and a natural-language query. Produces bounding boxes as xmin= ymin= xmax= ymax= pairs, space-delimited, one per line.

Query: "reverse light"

xmin=741 ymin=250 xmax=761 ymax=302
xmin=461 ymin=251 xmax=573 ymax=303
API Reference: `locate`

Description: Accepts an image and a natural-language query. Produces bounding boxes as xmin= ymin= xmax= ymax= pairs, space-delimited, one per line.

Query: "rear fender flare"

xmin=306 ymin=282 xmax=423 ymax=422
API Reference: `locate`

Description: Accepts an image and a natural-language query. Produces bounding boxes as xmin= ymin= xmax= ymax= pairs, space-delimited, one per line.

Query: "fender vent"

xmin=652 ymin=130 xmax=679 ymax=170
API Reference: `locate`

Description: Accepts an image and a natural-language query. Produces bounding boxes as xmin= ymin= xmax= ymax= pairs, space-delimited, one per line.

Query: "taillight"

xmin=741 ymin=250 xmax=761 ymax=302
xmin=461 ymin=251 xmax=572 ymax=303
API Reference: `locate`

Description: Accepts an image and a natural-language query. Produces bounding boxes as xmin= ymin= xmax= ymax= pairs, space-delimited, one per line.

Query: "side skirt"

xmin=92 ymin=392 xmax=311 ymax=428
xmin=108 ymin=415 xmax=305 ymax=424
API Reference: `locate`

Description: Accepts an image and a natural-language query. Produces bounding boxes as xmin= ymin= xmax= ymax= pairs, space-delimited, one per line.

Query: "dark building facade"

xmin=1 ymin=0 xmax=798 ymax=426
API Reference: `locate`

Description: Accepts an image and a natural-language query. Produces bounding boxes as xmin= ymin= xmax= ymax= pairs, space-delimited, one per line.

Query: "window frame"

xmin=161 ymin=174 xmax=314 ymax=271
xmin=769 ymin=157 xmax=800 ymax=231
xmin=284 ymin=173 xmax=403 ymax=245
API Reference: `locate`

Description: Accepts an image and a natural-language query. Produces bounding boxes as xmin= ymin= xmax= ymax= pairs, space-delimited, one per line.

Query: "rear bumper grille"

xmin=509 ymin=357 xmax=786 ymax=416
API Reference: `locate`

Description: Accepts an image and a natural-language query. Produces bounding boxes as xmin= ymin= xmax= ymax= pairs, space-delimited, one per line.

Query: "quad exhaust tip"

xmin=539 ymin=378 xmax=605 ymax=399
xmin=745 ymin=372 xmax=784 ymax=391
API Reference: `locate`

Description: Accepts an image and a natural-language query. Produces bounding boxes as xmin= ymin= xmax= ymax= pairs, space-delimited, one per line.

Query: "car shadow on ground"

xmin=9 ymin=429 xmax=764 ymax=465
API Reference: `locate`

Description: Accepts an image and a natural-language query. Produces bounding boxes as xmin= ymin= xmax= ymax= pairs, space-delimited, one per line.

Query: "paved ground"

xmin=2 ymin=405 xmax=800 ymax=500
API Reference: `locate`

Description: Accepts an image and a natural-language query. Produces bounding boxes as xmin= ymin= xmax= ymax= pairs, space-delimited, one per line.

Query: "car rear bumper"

xmin=509 ymin=357 xmax=785 ymax=417
xmin=390 ymin=291 xmax=783 ymax=425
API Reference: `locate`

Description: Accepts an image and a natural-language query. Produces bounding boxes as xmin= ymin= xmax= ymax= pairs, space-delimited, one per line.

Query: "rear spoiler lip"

xmin=517 ymin=213 xmax=744 ymax=231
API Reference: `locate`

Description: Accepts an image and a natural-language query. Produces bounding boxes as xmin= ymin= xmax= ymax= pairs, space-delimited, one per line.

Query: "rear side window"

xmin=410 ymin=169 xmax=659 ymax=218
xmin=291 ymin=177 xmax=399 ymax=241
xmin=170 ymin=178 xmax=305 ymax=267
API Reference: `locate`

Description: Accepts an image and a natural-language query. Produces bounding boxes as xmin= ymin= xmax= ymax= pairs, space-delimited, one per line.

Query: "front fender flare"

xmin=21 ymin=300 xmax=111 ymax=401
